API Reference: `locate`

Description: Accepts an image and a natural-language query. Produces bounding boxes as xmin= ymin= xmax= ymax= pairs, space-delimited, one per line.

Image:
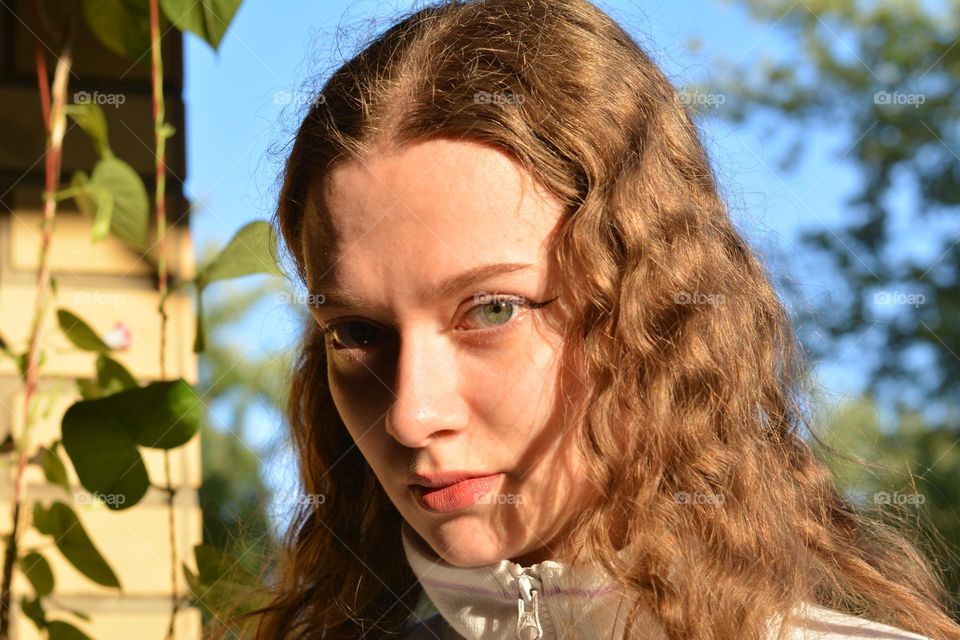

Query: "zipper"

xmin=509 ymin=562 xmax=543 ymax=640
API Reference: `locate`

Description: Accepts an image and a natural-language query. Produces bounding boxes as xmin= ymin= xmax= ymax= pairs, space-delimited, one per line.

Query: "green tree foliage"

xmin=192 ymin=269 xmax=301 ymax=592
xmin=717 ymin=0 xmax=960 ymax=611
xmin=720 ymin=0 xmax=960 ymax=408
xmin=813 ymin=394 xmax=960 ymax=598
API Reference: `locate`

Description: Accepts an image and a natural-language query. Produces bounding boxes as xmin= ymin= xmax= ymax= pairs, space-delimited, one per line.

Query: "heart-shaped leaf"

xmin=109 ymin=379 xmax=202 ymax=449
xmin=70 ymin=170 xmax=113 ymax=240
xmin=61 ymin=403 xmax=149 ymax=510
xmin=81 ymin=0 xmax=151 ymax=61
xmin=197 ymin=220 xmax=284 ymax=286
xmin=159 ymin=0 xmax=242 ymax=50
xmin=88 ymin=157 xmax=148 ymax=252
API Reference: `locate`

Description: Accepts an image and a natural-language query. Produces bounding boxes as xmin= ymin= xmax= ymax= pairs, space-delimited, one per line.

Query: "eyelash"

xmin=318 ymin=293 xmax=559 ymax=353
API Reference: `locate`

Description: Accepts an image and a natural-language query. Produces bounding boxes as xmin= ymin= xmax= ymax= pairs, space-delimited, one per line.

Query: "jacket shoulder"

xmin=783 ymin=603 xmax=932 ymax=640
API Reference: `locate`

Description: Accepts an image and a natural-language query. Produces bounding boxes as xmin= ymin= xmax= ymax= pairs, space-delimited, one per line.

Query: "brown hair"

xmin=205 ymin=0 xmax=960 ymax=638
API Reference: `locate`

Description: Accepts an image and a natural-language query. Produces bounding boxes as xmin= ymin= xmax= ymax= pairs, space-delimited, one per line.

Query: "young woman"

xmin=222 ymin=0 xmax=960 ymax=638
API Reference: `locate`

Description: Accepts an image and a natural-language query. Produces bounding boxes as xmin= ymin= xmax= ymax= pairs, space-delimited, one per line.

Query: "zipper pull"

xmin=516 ymin=574 xmax=543 ymax=640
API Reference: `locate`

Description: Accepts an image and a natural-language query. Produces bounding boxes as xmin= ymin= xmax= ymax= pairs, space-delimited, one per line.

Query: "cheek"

xmin=327 ymin=361 xmax=393 ymax=456
xmin=469 ymin=330 xmax=565 ymax=442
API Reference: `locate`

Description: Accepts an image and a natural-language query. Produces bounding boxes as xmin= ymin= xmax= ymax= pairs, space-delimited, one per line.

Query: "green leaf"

xmin=48 ymin=620 xmax=94 ymax=640
xmin=57 ymin=310 xmax=111 ymax=353
xmin=159 ymin=0 xmax=242 ymax=50
xmin=18 ymin=552 xmax=54 ymax=597
xmin=32 ymin=502 xmax=121 ymax=589
xmin=65 ymin=103 xmax=111 ymax=157
xmin=20 ymin=596 xmax=46 ymax=630
xmin=117 ymin=379 xmax=202 ymax=449
xmin=197 ymin=221 xmax=283 ymax=287
xmin=61 ymin=401 xmax=149 ymax=510
xmin=76 ymin=379 xmax=101 ymax=400
xmin=81 ymin=0 xmax=151 ymax=61
xmin=70 ymin=170 xmax=114 ymax=243
xmin=41 ymin=445 xmax=71 ymax=493
xmin=61 ymin=379 xmax=200 ymax=509
xmin=88 ymin=157 xmax=149 ymax=252
xmin=96 ymin=355 xmax=138 ymax=395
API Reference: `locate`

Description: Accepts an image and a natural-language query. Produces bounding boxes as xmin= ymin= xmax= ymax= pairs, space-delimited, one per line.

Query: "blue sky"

xmin=182 ymin=1 xmax=888 ymax=506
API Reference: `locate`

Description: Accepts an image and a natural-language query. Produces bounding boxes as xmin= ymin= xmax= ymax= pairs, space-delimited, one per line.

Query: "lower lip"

xmin=413 ymin=473 xmax=503 ymax=513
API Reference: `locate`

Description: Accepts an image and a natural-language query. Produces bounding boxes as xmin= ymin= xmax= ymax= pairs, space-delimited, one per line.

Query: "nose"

xmin=385 ymin=326 xmax=466 ymax=448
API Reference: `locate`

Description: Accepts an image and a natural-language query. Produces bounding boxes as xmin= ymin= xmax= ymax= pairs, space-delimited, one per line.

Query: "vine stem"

xmin=0 ymin=3 xmax=75 ymax=638
xmin=148 ymin=1 xmax=181 ymax=639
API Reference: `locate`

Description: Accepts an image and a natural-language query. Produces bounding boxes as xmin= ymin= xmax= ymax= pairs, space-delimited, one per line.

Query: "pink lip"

xmin=411 ymin=473 xmax=504 ymax=513
xmin=407 ymin=470 xmax=498 ymax=489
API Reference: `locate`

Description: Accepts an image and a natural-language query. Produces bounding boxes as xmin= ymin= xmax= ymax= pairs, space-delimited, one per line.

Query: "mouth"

xmin=410 ymin=472 xmax=504 ymax=513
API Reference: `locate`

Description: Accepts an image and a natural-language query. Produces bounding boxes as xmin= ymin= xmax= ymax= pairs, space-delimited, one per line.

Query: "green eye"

xmin=479 ymin=300 xmax=518 ymax=327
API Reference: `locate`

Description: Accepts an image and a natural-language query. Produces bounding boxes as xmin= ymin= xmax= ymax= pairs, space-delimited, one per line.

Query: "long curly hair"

xmin=206 ymin=1 xmax=960 ymax=638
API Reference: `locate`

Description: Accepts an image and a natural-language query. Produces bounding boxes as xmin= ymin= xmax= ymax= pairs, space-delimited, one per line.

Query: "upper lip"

xmin=407 ymin=471 xmax=500 ymax=489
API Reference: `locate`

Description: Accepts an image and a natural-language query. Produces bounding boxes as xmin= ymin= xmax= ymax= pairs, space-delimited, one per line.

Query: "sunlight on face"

xmin=304 ymin=138 xmax=592 ymax=567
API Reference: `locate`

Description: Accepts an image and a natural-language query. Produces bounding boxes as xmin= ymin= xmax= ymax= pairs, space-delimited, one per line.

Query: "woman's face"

xmin=306 ymin=138 xmax=593 ymax=568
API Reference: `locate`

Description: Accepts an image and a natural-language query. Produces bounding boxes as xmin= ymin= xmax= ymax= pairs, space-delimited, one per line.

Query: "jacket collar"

xmin=400 ymin=521 xmax=668 ymax=640
xmin=400 ymin=522 xmax=933 ymax=640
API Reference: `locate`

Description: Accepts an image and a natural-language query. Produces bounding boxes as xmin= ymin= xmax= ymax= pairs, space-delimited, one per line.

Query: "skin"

xmin=305 ymin=137 xmax=595 ymax=568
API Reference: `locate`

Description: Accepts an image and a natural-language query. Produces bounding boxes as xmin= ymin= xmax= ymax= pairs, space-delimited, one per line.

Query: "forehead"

xmin=305 ymin=138 xmax=565 ymax=298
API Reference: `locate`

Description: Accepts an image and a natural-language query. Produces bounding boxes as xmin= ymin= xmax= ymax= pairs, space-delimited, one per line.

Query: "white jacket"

xmin=399 ymin=522 xmax=931 ymax=639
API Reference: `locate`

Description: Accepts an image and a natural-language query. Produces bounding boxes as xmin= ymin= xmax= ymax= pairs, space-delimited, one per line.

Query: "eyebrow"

xmin=313 ymin=262 xmax=535 ymax=311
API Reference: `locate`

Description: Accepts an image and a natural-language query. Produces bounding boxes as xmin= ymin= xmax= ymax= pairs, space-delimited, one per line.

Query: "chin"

xmin=414 ymin=516 xmax=513 ymax=568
